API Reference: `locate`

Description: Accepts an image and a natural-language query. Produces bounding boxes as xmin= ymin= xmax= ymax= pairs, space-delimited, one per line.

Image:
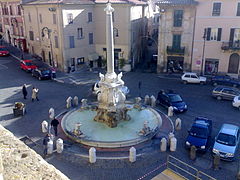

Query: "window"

xmin=77 ymin=28 xmax=83 ymax=39
xmin=229 ymin=28 xmax=240 ymax=47
xmin=212 ymin=2 xmax=221 ymax=16
xmin=69 ymin=36 xmax=75 ymax=48
xmin=237 ymin=3 xmax=240 ymax=16
xmin=112 ymin=12 xmax=115 ymax=22
xmin=88 ymin=12 xmax=92 ymax=22
xmin=39 ymin=14 xmax=42 ymax=23
xmin=17 ymin=5 xmax=21 ymax=15
xmin=53 ymin=14 xmax=56 ymax=24
xmin=206 ymin=28 xmax=222 ymax=41
xmin=173 ymin=10 xmax=183 ymax=27
xmin=9 ymin=6 xmax=13 ymax=15
xmin=77 ymin=57 xmax=85 ymax=65
xmin=172 ymin=34 xmax=181 ymax=49
xmin=29 ymin=31 xmax=34 ymax=41
xmin=89 ymin=33 xmax=93 ymax=44
xmin=28 ymin=13 xmax=31 ymax=22
xmin=67 ymin=13 xmax=73 ymax=24
xmin=0 ymin=24 xmax=2 ymax=32
xmin=54 ymin=36 xmax=59 ymax=48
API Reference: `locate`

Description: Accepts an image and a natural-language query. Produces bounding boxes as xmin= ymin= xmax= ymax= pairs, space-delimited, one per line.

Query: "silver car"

xmin=212 ymin=124 xmax=239 ymax=161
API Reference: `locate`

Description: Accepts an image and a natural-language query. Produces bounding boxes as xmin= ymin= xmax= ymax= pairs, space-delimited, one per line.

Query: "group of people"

xmin=22 ymin=84 xmax=39 ymax=101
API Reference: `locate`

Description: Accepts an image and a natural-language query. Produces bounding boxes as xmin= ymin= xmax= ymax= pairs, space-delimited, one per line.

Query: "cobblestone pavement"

xmin=0 ymin=45 xmax=240 ymax=180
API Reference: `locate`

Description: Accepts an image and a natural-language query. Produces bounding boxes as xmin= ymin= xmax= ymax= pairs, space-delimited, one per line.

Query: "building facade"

xmin=192 ymin=0 xmax=240 ymax=77
xmin=22 ymin=0 xmax=146 ymax=72
xmin=156 ymin=0 xmax=198 ymax=73
xmin=0 ymin=0 xmax=27 ymax=52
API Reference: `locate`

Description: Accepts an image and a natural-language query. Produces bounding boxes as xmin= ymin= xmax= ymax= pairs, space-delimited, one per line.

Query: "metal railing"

xmin=167 ymin=155 xmax=217 ymax=180
xmin=221 ymin=41 xmax=240 ymax=51
xmin=167 ymin=46 xmax=185 ymax=55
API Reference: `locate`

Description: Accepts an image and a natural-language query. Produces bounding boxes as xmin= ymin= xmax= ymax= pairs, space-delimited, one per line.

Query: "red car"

xmin=0 ymin=46 xmax=9 ymax=56
xmin=20 ymin=60 xmax=37 ymax=72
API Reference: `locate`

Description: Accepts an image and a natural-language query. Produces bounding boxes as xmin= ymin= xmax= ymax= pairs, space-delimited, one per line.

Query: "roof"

xmin=23 ymin=0 xmax=146 ymax=5
xmin=221 ymin=124 xmax=239 ymax=136
xmin=156 ymin=0 xmax=198 ymax=6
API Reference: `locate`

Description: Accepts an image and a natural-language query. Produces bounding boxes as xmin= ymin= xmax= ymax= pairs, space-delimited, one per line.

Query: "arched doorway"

xmin=228 ymin=53 xmax=239 ymax=74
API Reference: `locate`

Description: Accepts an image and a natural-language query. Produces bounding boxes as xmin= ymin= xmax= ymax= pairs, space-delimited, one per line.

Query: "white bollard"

xmin=56 ymin=138 xmax=64 ymax=153
xmin=41 ymin=120 xmax=48 ymax=133
xmin=73 ymin=96 xmax=79 ymax=107
xmin=160 ymin=138 xmax=167 ymax=152
xmin=81 ymin=99 xmax=88 ymax=108
xmin=89 ymin=147 xmax=96 ymax=163
xmin=168 ymin=106 xmax=174 ymax=117
xmin=168 ymin=132 xmax=175 ymax=146
xmin=144 ymin=95 xmax=150 ymax=105
xmin=129 ymin=147 xmax=136 ymax=163
xmin=66 ymin=97 xmax=72 ymax=109
xmin=150 ymin=95 xmax=156 ymax=107
xmin=175 ymin=118 xmax=182 ymax=130
xmin=48 ymin=108 xmax=55 ymax=120
xmin=135 ymin=97 xmax=142 ymax=104
xmin=170 ymin=137 xmax=177 ymax=152
xmin=47 ymin=139 xmax=53 ymax=155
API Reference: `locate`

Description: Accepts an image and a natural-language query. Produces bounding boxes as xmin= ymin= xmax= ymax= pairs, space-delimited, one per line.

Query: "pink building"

xmin=192 ymin=0 xmax=240 ymax=77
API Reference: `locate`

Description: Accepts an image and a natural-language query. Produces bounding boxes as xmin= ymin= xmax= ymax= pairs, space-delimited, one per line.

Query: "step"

xmin=152 ymin=169 xmax=186 ymax=180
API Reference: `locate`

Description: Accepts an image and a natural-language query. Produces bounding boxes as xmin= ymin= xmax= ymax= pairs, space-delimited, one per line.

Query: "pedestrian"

xmin=32 ymin=86 xmax=39 ymax=102
xmin=43 ymin=133 xmax=51 ymax=158
xmin=22 ymin=84 xmax=28 ymax=99
xmin=51 ymin=118 xmax=59 ymax=136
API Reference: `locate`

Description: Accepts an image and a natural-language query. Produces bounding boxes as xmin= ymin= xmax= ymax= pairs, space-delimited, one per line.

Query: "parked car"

xmin=92 ymin=81 xmax=129 ymax=96
xmin=157 ymin=90 xmax=187 ymax=113
xmin=212 ymin=123 xmax=239 ymax=161
xmin=211 ymin=75 xmax=240 ymax=88
xmin=32 ymin=68 xmax=53 ymax=80
xmin=0 ymin=46 xmax=9 ymax=56
xmin=232 ymin=96 xmax=240 ymax=110
xmin=185 ymin=117 xmax=212 ymax=152
xmin=212 ymin=86 xmax=240 ymax=100
xmin=181 ymin=72 xmax=206 ymax=84
xmin=20 ymin=60 xmax=37 ymax=72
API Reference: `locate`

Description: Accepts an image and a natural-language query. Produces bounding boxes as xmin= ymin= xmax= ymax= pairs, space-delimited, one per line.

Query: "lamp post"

xmin=201 ymin=29 xmax=207 ymax=75
xmin=42 ymin=27 xmax=54 ymax=67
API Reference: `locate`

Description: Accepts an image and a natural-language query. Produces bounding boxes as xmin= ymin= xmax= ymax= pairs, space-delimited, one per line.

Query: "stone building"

xmin=22 ymin=0 xmax=147 ymax=72
xmin=192 ymin=0 xmax=240 ymax=77
xmin=0 ymin=0 xmax=28 ymax=52
xmin=156 ymin=0 xmax=198 ymax=73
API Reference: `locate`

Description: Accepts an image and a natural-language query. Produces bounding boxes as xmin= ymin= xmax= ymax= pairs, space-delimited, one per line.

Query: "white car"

xmin=181 ymin=72 xmax=207 ymax=84
xmin=232 ymin=96 xmax=240 ymax=110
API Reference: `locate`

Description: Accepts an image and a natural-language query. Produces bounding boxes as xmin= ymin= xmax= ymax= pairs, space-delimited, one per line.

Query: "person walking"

xmin=43 ymin=133 xmax=51 ymax=158
xmin=22 ymin=84 xmax=28 ymax=99
xmin=32 ymin=87 xmax=39 ymax=102
xmin=51 ymin=118 xmax=59 ymax=136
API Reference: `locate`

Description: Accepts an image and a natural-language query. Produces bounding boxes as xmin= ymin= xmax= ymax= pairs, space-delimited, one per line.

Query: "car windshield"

xmin=189 ymin=126 xmax=208 ymax=139
xmin=25 ymin=62 xmax=33 ymax=66
xmin=42 ymin=70 xmax=50 ymax=74
xmin=216 ymin=133 xmax=236 ymax=146
xmin=0 ymin=47 xmax=7 ymax=51
xmin=169 ymin=94 xmax=182 ymax=103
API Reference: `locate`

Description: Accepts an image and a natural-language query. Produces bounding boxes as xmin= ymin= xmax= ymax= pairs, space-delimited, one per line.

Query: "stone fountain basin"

xmin=61 ymin=104 xmax=162 ymax=148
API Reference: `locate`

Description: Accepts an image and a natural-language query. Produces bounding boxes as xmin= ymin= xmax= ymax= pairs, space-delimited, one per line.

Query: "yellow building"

xmin=22 ymin=0 xmax=147 ymax=72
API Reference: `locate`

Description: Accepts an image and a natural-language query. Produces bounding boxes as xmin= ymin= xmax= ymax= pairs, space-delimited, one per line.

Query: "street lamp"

xmin=42 ymin=27 xmax=54 ymax=67
xmin=201 ymin=28 xmax=207 ymax=75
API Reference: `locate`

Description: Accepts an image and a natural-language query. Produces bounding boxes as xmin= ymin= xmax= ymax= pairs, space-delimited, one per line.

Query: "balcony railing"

xmin=221 ymin=41 xmax=240 ymax=51
xmin=167 ymin=46 xmax=185 ymax=55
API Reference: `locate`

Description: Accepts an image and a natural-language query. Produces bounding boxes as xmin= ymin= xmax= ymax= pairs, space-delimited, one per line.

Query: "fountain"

xmin=61 ymin=3 xmax=162 ymax=148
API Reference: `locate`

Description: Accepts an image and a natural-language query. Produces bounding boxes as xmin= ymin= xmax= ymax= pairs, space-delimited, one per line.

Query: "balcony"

xmin=166 ymin=46 xmax=185 ymax=55
xmin=221 ymin=41 xmax=240 ymax=51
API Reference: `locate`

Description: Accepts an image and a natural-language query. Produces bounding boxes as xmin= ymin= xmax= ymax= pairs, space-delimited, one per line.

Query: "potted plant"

xmin=13 ymin=102 xmax=26 ymax=116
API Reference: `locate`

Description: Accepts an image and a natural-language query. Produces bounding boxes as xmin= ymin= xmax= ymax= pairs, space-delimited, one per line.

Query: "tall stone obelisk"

xmin=94 ymin=3 xmax=129 ymax=128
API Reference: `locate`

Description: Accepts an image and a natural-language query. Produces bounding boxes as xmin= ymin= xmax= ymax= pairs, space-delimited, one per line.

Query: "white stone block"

xmin=160 ymin=138 xmax=167 ymax=152
xmin=66 ymin=97 xmax=72 ymax=109
xmin=89 ymin=147 xmax=96 ymax=163
xmin=48 ymin=108 xmax=55 ymax=120
xmin=168 ymin=106 xmax=173 ymax=117
xmin=41 ymin=120 xmax=48 ymax=133
xmin=170 ymin=137 xmax=177 ymax=152
xmin=150 ymin=95 xmax=156 ymax=107
xmin=73 ymin=96 xmax=79 ymax=107
xmin=144 ymin=95 xmax=150 ymax=105
xmin=47 ymin=139 xmax=53 ymax=155
xmin=129 ymin=147 xmax=136 ymax=163
xmin=175 ymin=118 xmax=181 ymax=130
xmin=56 ymin=138 xmax=64 ymax=153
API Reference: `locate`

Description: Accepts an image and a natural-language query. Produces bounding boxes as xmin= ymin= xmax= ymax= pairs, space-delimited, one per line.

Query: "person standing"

xmin=51 ymin=118 xmax=59 ymax=136
xmin=32 ymin=87 xmax=39 ymax=102
xmin=22 ymin=84 xmax=28 ymax=99
xmin=43 ymin=133 xmax=51 ymax=158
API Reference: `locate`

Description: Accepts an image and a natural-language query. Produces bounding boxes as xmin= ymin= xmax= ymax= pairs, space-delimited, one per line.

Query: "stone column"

xmin=104 ymin=3 xmax=115 ymax=74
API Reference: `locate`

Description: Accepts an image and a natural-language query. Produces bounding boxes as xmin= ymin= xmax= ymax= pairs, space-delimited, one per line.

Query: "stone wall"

xmin=0 ymin=125 xmax=69 ymax=180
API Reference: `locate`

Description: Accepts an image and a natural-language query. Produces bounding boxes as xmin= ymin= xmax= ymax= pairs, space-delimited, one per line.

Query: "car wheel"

xmin=213 ymin=82 xmax=218 ymax=86
xmin=200 ymin=81 xmax=204 ymax=85
xmin=183 ymin=81 xmax=187 ymax=84
xmin=217 ymin=96 xmax=222 ymax=100
xmin=38 ymin=77 xmax=41 ymax=80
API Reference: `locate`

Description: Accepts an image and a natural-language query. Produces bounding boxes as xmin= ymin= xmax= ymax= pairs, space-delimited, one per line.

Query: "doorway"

xmin=228 ymin=53 xmax=239 ymax=74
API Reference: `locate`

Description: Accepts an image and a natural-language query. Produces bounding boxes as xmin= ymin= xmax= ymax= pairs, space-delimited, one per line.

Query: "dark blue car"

xmin=211 ymin=75 xmax=240 ymax=88
xmin=185 ymin=117 xmax=212 ymax=152
xmin=157 ymin=90 xmax=187 ymax=113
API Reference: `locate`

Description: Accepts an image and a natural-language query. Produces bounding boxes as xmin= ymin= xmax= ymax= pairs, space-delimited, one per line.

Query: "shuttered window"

xmin=212 ymin=2 xmax=221 ymax=16
xmin=173 ymin=10 xmax=183 ymax=27
xmin=29 ymin=31 xmax=34 ymax=41
xmin=206 ymin=28 xmax=222 ymax=41
xmin=69 ymin=36 xmax=75 ymax=48
xmin=89 ymin=33 xmax=93 ymax=45
xmin=172 ymin=34 xmax=181 ymax=48
xmin=237 ymin=3 xmax=240 ymax=16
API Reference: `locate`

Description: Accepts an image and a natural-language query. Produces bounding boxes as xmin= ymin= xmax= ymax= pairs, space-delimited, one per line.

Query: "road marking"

xmin=0 ymin=64 xmax=8 ymax=69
